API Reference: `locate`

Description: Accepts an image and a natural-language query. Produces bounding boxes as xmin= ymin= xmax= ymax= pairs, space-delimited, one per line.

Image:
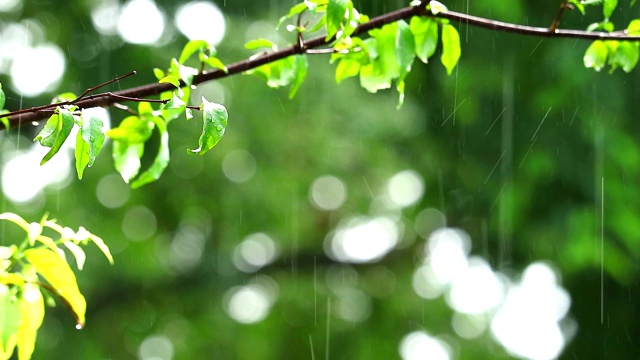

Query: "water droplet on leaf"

xmin=76 ymin=323 xmax=84 ymax=330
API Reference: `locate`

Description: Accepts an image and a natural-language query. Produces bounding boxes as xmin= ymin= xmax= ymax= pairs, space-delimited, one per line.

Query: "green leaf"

xmin=33 ymin=114 xmax=59 ymax=148
xmin=203 ymin=57 xmax=228 ymax=73
xmin=0 ymin=287 xmax=20 ymax=359
xmin=131 ymin=117 xmax=170 ymax=189
xmin=161 ymin=92 xmax=186 ymax=123
xmin=335 ymin=58 xmax=361 ymax=83
xmin=277 ymin=2 xmax=317 ymax=29
xmin=610 ymin=41 xmax=639 ymax=72
xmin=153 ymin=68 xmax=165 ymax=80
xmin=568 ymin=0 xmax=586 ymax=14
xmin=17 ymin=283 xmax=44 ymax=360
xmin=627 ymin=19 xmax=640 ymax=35
xmin=326 ymin=0 xmax=349 ymax=40
xmin=410 ymin=16 xmax=438 ymax=63
xmin=74 ymin=108 xmax=106 ymax=180
xmin=37 ymin=108 xmax=75 ymax=166
xmin=0 ymin=83 xmax=5 ymax=110
xmin=159 ymin=76 xmax=180 ymax=88
xmin=603 ymin=0 xmax=617 ymax=18
xmin=289 ymin=55 xmax=309 ymax=99
xmin=396 ymin=20 xmax=416 ymax=108
xmin=106 ymin=116 xmax=154 ymax=144
xmin=112 ymin=141 xmax=143 ymax=183
xmin=441 ymin=24 xmax=461 ymax=75
xmin=24 ymin=248 xmax=86 ymax=329
xmin=359 ymin=24 xmax=400 ymax=93
xmin=429 ymin=0 xmax=448 ymax=15
xmin=188 ymin=97 xmax=228 ymax=155
xmin=178 ymin=65 xmax=199 ymax=87
xmin=244 ymin=38 xmax=277 ymax=50
xmin=584 ymin=40 xmax=608 ymax=71
xmin=179 ymin=40 xmax=209 ymax=64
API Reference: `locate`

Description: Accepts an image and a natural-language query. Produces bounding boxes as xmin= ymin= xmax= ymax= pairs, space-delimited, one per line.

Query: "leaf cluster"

xmin=0 ymin=213 xmax=112 ymax=360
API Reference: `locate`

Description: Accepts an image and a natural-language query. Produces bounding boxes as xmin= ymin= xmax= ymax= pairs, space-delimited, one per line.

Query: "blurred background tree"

xmin=0 ymin=0 xmax=639 ymax=359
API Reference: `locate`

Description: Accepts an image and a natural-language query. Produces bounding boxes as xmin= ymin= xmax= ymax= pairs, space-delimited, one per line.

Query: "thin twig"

xmin=2 ymin=4 xmax=640 ymax=130
xmin=549 ymin=0 xmax=572 ymax=32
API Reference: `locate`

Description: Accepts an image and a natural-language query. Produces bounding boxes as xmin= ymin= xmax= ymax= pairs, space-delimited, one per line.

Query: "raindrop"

xmin=75 ymin=323 xmax=83 ymax=330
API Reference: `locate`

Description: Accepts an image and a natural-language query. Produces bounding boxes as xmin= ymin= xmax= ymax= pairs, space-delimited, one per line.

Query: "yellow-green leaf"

xmin=17 ymin=283 xmax=44 ymax=360
xmin=23 ymin=248 xmax=86 ymax=329
xmin=0 ymin=287 xmax=20 ymax=360
xmin=188 ymin=98 xmax=228 ymax=155
xmin=441 ymin=23 xmax=461 ymax=75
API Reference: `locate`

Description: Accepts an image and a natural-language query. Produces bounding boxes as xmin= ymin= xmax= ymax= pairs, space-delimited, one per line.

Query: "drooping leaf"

xmin=410 ymin=16 xmax=438 ymax=63
xmin=326 ymin=0 xmax=349 ymax=40
xmin=131 ymin=117 xmax=170 ymax=189
xmin=0 ymin=287 xmax=20 ymax=359
xmin=277 ymin=1 xmax=319 ymax=29
xmin=63 ymin=242 xmax=86 ymax=270
xmin=188 ymin=97 xmax=228 ymax=155
xmin=37 ymin=108 xmax=75 ymax=166
xmin=179 ymin=40 xmax=209 ymax=64
xmin=112 ymin=141 xmax=144 ymax=183
xmin=203 ymin=57 xmax=228 ymax=73
xmin=603 ymin=0 xmax=618 ymax=18
xmin=584 ymin=40 xmax=608 ymax=71
xmin=33 ymin=114 xmax=59 ymax=148
xmin=178 ymin=65 xmax=199 ymax=87
xmin=359 ymin=23 xmax=400 ymax=93
xmin=289 ymin=55 xmax=309 ymax=99
xmin=85 ymin=231 xmax=114 ymax=264
xmin=609 ymin=41 xmax=639 ymax=72
xmin=75 ymin=108 xmax=106 ymax=179
xmin=106 ymin=116 xmax=154 ymax=144
xmin=23 ymin=248 xmax=86 ymax=329
xmin=441 ymin=23 xmax=461 ymax=75
xmin=16 ymin=282 xmax=44 ymax=360
xmin=395 ymin=20 xmax=416 ymax=108
xmin=335 ymin=58 xmax=361 ymax=83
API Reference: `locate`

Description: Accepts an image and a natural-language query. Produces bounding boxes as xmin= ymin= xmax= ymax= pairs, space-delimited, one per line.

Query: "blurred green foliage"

xmin=0 ymin=0 xmax=640 ymax=359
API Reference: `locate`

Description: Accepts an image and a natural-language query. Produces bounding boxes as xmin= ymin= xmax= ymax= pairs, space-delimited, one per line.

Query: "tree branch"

xmin=2 ymin=4 xmax=639 ymax=130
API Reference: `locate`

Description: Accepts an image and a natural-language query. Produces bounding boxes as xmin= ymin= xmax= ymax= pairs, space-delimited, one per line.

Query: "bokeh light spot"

xmin=222 ymin=149 xmax=256 ymax=183
xmin=122 ymin=206 xmax=157 ymax=241
xmin=224 ymin=284 xmax=274 ymax=324
xmin=138 ymin=334 xmax=173 ymax=360
xmin=11 ymin=44 xmax=65 ymax=97
xmin=387 ymin=170 xmax=424 ymax=208
xmin=96 ymin=174 xmax=130 ymax=208
xmin=309 ymin=175 xmax=347 ymax=211
xmin=232 ymin=232 xmax=278 ymax=273
xmin=117 ymin=0 xmax=165 ymax=44
xmin=327 ymin=216 xmax=399 ymax=263
xmin=175 ymin=1 xmax=226 ymax=45
xmin=446 ymin=257 xmax=505 ymax=314
xmin=399 ymin=331 xmax=451 ymax=360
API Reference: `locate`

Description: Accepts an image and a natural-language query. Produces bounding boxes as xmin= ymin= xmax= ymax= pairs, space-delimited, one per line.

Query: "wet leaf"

xmin=106 ymin=116 xmax=154 ymax=144
xmin=610 ymin=41 xmax=639 ymax=72
xmin=131 ymin=117 xmax=170 ymax=188
xmin=395 ymin=20 xmax=415 ymax=108
xmin=289 ymin=55 xmax=309 ymax=99
xmin=410 ymin=16 xmax=438 ymax=63
xmin=441 ymin=23 xmax=461 ymax=75
xmin=63 ymin=242 xmax=86 ymax=270
xmin=627 ymin=19 xmax=640 ymax=35
xmin=112 ymin=141 xmax=144 ymax=183
xmin=584 ymin=40 xmax=608 ymax=71
xmin=603 ymin=0 xmax=617 ymax=18
xmin=326 ymin=0 xmax=349 ymax=40
xmin=0 ymin=83 xmax=4 ymax=110
xmin=179 ymin=40 xmax=209 ymax=64
xmin=244 ymin=38 xmax=276 ymax=51
xmin=429 ymin=0 xmax=448 ymax=15
xmin=75 ymin=108 xmax=106 ymax=179
xmin=24 ymin=248 xmax=86 ymax=329
xmin=159 ymin=76 xmax=180 ymax=88
xmin=188 ymin=97 xmax=227 ymax=155
xmin=37 ymin=108 xmax=75 ymax=166
xmin=17 ymin=283 xmax=44 ymax=360
xmin=0 ymin=287 xmax=20 ymax=359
